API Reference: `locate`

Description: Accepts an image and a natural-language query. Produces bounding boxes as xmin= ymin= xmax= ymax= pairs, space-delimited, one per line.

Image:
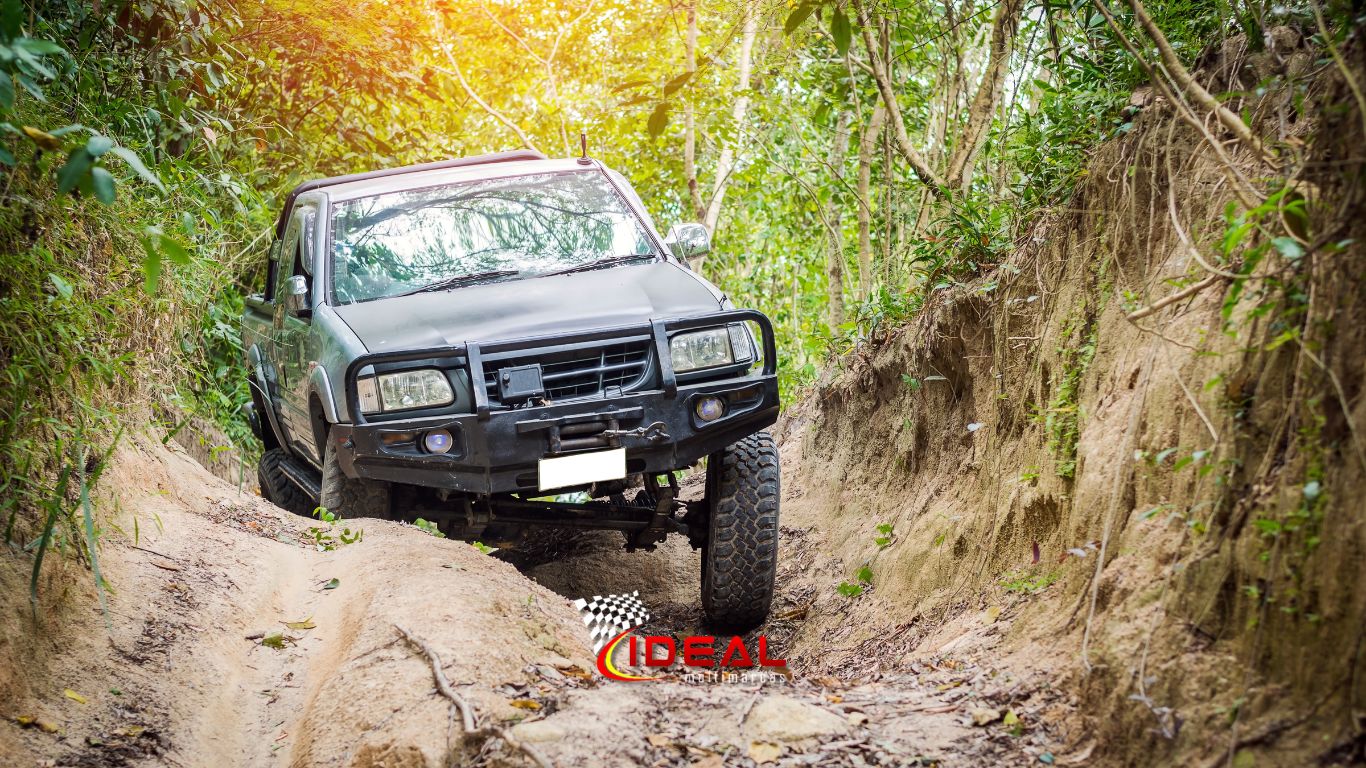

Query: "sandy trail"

xmin=1 ymin=435 xmax=1059 ymax=767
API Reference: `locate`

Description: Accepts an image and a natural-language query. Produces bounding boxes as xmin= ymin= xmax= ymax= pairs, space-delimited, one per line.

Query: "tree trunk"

xmin=851 ymin=0 xmax=947 ymax=194
xmin=683 ymin=2 xmax=705 ymax=222
xmin=945 ymin=0 xmax=1024 ymax=191
xmin=702 ymin=1 xmax=757 ymax=237
xmin=826 ymin=110 xmax=851 ymax=336
xmin=856 ymin=103 xmax=886 ymax=300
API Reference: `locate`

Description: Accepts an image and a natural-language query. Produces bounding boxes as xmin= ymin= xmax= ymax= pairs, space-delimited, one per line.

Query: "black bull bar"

xmin=343 ymin=309 xmax=778 ymax=426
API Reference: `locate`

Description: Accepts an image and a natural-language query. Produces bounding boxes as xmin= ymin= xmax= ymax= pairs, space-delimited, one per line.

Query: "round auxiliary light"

xmin=695 ymin=396 xmax=725 ymax=422
xmin=423 ymin=429 xmax=454 ymax=454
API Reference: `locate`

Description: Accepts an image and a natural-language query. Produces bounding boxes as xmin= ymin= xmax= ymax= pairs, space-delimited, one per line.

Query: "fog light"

xmin=695 ymin=396 xmax=725 ymax=422
xmin=423 ymin=429 xmax=454 ymax=454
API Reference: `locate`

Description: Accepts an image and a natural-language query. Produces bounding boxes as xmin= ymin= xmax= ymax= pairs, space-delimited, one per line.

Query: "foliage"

xmin=1000 ymin=569 xmax=1061 ymax=595
xmin=413 ymin=518 xmax=446 ymax=539
xmin=1042 ymin=316 xmax=1097 ymax=480
xmin=308 ymin=506 xmax=363 ymax=551
xmin=837 ymin=563 xmax=874 ymax=598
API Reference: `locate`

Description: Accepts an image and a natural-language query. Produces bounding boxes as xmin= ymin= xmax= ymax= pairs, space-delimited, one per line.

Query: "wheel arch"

xmin=307 ymin=365 xmax=341 ymax=458
xmin=246 ymin=345 xmax=287 ymax=451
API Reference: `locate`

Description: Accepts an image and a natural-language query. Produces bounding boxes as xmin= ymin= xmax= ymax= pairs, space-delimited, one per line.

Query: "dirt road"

xmin=1 ymin=433 xmax=1065 ymax=767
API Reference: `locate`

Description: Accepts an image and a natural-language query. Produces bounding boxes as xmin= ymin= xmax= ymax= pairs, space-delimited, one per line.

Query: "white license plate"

xmin=538 ymin=448 xmax=626 ymax=492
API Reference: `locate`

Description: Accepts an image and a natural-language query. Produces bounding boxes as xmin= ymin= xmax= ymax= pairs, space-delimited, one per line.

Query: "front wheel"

xmin=700 ymin=431 xmax=780 ymax=631
xmin=320 ymin=432 xmax=392 ymax=519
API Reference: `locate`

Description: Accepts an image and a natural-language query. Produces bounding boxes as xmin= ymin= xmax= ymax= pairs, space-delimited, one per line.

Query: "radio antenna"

xmin=577 ymin=132 xmax=591 ymax=165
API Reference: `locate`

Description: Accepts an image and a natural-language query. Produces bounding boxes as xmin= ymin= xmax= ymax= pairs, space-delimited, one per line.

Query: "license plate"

xmin=538 ymin=448 xmax=626 ymax=492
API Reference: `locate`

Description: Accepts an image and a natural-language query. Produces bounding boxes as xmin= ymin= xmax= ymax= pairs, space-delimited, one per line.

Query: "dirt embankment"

xmin=1 ymin=435 xmax=1062 ymax=767
xmin=769 ymin=29 xmax=1366 ymax=767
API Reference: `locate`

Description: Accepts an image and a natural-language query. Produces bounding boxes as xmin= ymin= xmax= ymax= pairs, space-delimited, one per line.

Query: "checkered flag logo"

xmin=572 ymin=591 xmax=651 ymax=653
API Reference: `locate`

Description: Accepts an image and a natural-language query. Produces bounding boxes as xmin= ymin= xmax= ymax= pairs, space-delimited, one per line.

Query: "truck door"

xmin=272 ymin=204 xmax=320 ymax=465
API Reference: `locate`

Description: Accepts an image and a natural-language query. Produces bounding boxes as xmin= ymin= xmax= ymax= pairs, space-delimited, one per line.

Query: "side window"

xmin=295 ymin=208 xmax=316 ymax=279
xmin=274 ymin=214 xmax=303 ymax=303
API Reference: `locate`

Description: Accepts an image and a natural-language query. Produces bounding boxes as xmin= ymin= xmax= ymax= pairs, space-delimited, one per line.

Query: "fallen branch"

xmin=492 ymin=726 xmax=554 ymax=768
xmin=1125 ymin=274 xmax=1226 ymax=321
xmin=394 ymin=624 xmax=554 ymax=768
xmin=395 ymin=623 xmax=475 ymax=731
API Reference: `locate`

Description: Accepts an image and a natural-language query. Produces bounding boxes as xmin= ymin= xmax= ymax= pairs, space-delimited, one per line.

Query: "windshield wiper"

xmin=537 ymin=253 xmax=657 ymax=278
xmin=397 ymin=269 xmax=520 ymax=296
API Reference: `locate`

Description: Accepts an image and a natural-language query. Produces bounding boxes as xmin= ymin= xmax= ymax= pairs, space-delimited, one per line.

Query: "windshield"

xmin=329 ymin=171 xmax=659 ymax=303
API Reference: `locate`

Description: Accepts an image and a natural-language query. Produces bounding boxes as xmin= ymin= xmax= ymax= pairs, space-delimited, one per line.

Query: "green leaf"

xmin=1271 ymin=236 xmax=1304 ymax=261
xmin=90 ymin=166 xmax=115 ymax=204
xmin=157 ymin=233 xmax=191 ymax=265
xmin=142 ymin=247 xmax=162 ymax=295
xmin=0 ymin=145 xmax=13 ymax=167
xmin=85 ymin=134 xmax=114 ymax=157
xmin=108 ymin=145 xmax=165 ymax=192
xmin=48 ymin=272 xmax=72 ymax=299
xmin=663 ymin=71 xmax=692 ymax=96
xmin=1 ymin=0 xmax=23 ymax=40
xmin=855 ymin=565 xmax=873 ymax=583
xmin=56 ymin=147 xmax=93 ymax=195
xmin=830 ymin=8 xmax=852 ymax=56
xmin=15 ymin=73 xmax=45 ymax=102
xmin=784 ymin=3 xmax=816 ymax=35
xmin=836 ymin=581 xmax=863 ymax=597
xmin=323 ymin=578 xmax=340 ymax=590
xmin=14 ymin=37 xmax=64 ymax=56
xmin=647 ymin=102 xmax=669 ymax=137
xmin=0 ymin=71 xmax=13 ymax=111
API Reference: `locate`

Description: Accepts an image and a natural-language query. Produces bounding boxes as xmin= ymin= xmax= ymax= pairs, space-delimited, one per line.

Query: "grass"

xmin=1043 ymin=315 xmax=1097 ymax=481
xmin=1000 ymin=569 xmax=1061 ymax=595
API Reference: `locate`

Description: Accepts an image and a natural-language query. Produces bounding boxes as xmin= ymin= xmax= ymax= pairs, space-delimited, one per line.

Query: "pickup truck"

xmin=241 ymin=150 xmax=781 ymax=628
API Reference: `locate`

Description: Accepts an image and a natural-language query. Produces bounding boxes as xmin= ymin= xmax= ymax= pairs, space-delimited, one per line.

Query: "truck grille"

xmin=482 ymin=339 xmax=652 ymax=406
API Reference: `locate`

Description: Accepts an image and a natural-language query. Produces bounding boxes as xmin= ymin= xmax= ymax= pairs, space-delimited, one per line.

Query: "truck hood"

xmin=332 ymin=261 xmax=724 ymax=352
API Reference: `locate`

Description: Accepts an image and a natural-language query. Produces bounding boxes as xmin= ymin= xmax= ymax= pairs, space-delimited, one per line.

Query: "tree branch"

xmin=945 ymin=0 xmax=1025 ymax=190
xmin=1124 ymin=0 xmax=1273 ymax=164
xmin=851 ymin=0 xmax=948 ymax=194
xmin=395 ymin=624 xmax=555 ymax=768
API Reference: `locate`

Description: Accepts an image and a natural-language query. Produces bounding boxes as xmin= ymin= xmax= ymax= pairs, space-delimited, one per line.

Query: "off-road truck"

xmin=241 ymin=150 xmax=780 ymax=628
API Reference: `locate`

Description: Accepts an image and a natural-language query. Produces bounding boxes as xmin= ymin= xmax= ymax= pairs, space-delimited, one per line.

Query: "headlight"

xmin=670 ymin=327 xmax=735 ymax=372
xmin=358 ymin=369 xmax=454 ymax=413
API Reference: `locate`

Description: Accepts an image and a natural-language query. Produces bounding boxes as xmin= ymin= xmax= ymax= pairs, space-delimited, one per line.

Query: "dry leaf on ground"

xmin=748 ymin=741 xmax=782 ymax=764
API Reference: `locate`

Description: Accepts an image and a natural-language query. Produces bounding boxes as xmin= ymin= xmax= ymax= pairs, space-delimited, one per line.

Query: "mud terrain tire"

xmin=701 ymin=431 xmax=779 ymax=631
xmin=258 ymin=448 xmax=314 ymax=516
xmin=320 ymin=434 xmax=391 ymax=519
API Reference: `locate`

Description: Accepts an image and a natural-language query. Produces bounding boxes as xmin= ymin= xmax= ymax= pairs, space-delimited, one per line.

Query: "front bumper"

xmin=330 ymin=310 xmax=779 ymax=496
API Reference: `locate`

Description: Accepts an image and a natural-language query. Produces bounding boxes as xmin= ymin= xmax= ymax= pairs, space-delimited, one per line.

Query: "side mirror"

xmin=664 ymin=223 xmax=711 ymax=264
xmin=285 ymin=275 xmax=311 ymax=316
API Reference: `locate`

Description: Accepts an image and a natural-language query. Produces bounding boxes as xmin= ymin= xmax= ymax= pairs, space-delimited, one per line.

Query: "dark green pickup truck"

xmin=241 ymin=150 xmax=781 ymax=628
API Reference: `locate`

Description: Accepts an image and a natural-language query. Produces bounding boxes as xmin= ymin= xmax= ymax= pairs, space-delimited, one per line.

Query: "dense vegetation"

xmin=1 ymin=0 xmax=1361 ymax=610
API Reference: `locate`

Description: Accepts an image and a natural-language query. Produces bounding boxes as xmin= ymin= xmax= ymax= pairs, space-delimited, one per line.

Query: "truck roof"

xmin=273 ymin=149 xmax=555 ymax=238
